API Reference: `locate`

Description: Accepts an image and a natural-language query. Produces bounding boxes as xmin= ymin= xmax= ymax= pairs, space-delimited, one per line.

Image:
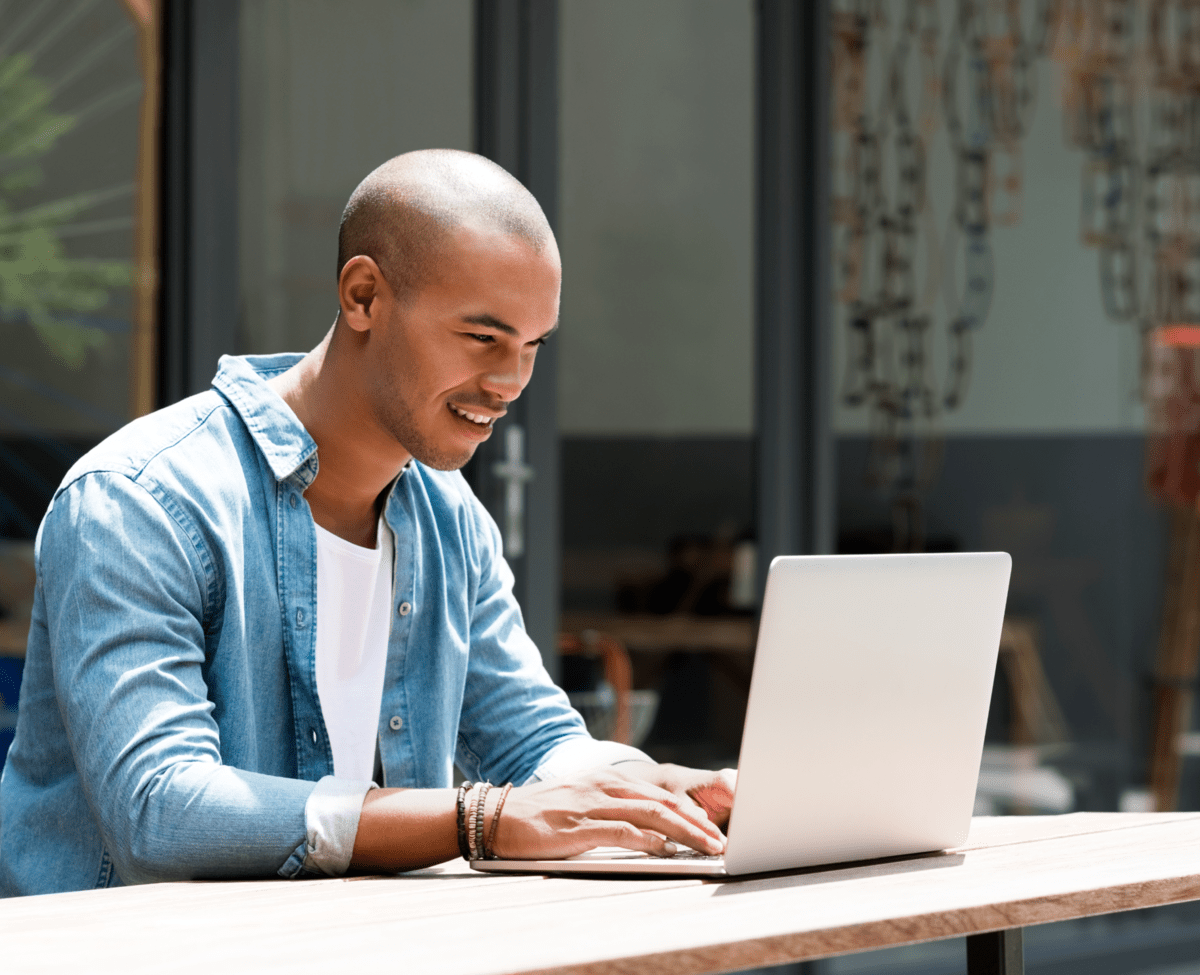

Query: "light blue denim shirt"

xmin=0 ymin=354 xmax=647 ymax=897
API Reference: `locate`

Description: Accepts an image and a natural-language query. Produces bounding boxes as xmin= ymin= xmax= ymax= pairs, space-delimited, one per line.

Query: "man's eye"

xmin=469 ymin=333 xmax=494 ymax=343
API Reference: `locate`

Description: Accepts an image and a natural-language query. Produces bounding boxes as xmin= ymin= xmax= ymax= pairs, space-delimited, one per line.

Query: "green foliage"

xmin=0 ymin=52 xmax=132 ymax=369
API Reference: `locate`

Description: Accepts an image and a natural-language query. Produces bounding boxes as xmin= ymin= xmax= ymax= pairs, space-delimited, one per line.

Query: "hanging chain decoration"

xmin=1051 ymin=1 xmax=1200 ymax=506
xmin=831 ymin=0 xmax=1051 ymax=548
xmin=832 ymin=1 xmax=1200 ymax=544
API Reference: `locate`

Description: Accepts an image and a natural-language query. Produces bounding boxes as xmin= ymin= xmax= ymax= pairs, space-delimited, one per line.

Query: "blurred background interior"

xmin=6 ymin=1 xmax=1200 ymax=971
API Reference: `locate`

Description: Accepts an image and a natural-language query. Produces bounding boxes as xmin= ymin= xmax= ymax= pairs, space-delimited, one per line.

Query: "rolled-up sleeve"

xmin=295 ymin=776 xmax=378 ymax=876
xmin=524 ymin=738 xmax=653 ymax=784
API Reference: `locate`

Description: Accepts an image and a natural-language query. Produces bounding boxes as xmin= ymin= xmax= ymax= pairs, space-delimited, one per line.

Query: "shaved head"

xmin=337 ymin=149 xmax=553 ymax=305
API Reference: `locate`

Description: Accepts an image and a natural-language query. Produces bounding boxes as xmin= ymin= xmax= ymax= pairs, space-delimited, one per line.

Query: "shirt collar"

xmin=211 ymin=353 xmax=319 ymax=484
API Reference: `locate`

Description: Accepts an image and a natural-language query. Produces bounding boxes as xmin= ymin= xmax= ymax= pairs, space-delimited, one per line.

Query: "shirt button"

xmin=289 ymin=494 xmax=298 ymax=509
xmin=310 ymin=729 xmax=318 ymax=744
xmin=398 ymin=602 xmax=411 ymax=616
xmin=388 ymin=716 xmax=403 ymax=732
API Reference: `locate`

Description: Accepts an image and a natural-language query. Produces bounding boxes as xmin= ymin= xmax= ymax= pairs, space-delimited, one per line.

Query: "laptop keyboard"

xmin=637 ymin=849 xmax=723 ymax=863
xmin=565 ymin=847 xmax=724 ymax=864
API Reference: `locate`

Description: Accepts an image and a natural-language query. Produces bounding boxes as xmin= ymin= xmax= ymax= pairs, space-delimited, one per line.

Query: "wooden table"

xmin=4 ymin=813 xmax=1200 ymax=974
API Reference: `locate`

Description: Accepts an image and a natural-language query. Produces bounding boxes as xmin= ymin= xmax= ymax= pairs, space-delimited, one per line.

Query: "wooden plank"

xmin=0 ymin=814 xmax=1146 ymax=929
xmin=5 ymin=815 xmax=1200 ymax=974
xmin=955 ymin=811 xmax=1200 ymax=850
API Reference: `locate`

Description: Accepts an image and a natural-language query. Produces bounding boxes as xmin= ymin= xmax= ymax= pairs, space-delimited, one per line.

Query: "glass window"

xmin=237 ymin=0 xmax=473 ymax=355
xmin=557 ymin=0 xmax=756 ymax=767
xmin=0 ymin=1 xmax=152 ymax=760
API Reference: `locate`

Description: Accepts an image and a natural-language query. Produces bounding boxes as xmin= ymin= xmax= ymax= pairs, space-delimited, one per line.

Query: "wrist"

xmin=459 ymin=781 xmax=515 ymax=860
xmin=465 ymin=782 xmax=491 ymax=859
xmin=483 ymin=782 xmax=515 ymax=859
xmin=455 ymin=781 xmax=474 ymax=860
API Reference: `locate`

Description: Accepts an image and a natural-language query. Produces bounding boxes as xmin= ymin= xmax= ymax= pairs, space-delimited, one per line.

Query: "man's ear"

xmin=338 ymin=256 xmax=389 ymax=333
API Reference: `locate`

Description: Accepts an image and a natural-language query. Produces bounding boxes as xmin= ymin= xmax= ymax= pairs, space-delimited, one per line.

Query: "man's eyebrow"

xmin=462 ymin=314 xmax=559 ymax=341
xmin=462 ymin=313 xmax=517 ymax=335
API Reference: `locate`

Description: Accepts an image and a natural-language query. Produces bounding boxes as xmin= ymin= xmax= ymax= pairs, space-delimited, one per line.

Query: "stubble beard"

xmin=377 ymin=389 xmax=476 ymax=472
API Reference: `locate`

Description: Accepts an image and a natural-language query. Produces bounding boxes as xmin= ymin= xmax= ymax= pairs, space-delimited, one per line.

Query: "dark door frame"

xmin=471 ymin=0 xmax=562 ymax=674
xmin=756 ymin=0 xmax=836 ymax=585
xmin=158 ymin=0 xmax=240 ymax=405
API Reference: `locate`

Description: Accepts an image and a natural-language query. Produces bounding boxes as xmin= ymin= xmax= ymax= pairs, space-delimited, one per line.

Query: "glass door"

xmin=556 ymin=0 xmax=757 ymax=766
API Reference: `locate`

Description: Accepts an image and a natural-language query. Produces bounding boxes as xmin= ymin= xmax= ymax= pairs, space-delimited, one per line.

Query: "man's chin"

xmin=407 ymin=442 xmax=478 ymax=472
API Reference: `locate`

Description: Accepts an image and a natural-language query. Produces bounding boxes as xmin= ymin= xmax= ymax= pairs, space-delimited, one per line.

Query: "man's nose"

xmin=480 ymin=352 xmax=531 ymax=401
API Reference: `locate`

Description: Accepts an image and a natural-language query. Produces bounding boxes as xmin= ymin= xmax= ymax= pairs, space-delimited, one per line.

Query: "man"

xmin=0 ymin=150 xmax=733 ymax=896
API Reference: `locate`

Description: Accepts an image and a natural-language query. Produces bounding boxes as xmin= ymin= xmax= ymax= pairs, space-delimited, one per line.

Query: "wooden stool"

xmin=998 ymin=617 xmax=1069 ymax=746
xmin=1149 ymin=504 xmax=1200 ymax=811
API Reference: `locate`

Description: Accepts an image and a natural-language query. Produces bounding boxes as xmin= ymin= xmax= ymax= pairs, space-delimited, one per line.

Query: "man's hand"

xmin=609 ymin=761 xmax=738 ymax=830
xmin=489 ymin=765 xmax=731 ymax=860
xmin=351 ymin=763 xmax=738 ymax=873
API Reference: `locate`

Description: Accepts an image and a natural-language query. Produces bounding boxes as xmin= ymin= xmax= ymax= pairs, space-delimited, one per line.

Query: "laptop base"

xmin=471 ymin=847 xmax=730 ymax=877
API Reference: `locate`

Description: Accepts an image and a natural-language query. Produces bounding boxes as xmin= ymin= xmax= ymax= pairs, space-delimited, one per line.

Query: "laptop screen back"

xmin=724 ymin=552 xmax=1011 ymax=876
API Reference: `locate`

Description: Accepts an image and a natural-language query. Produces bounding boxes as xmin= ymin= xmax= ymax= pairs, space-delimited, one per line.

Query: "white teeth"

xmin=451 ymin=405 xmax=492 ymax=425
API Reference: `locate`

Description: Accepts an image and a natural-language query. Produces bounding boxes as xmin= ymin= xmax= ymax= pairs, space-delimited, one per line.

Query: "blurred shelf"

xmin=558 ymin=612 xmax=756 ymax=654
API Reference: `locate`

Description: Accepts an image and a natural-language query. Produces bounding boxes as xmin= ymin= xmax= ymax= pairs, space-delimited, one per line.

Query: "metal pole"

xmin=966 ymin=929 xmax=1026 ymax=975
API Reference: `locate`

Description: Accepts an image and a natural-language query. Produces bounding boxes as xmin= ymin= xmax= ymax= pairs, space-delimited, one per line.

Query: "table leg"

xmin=966 ymin=929 xmax=1024 ymax=975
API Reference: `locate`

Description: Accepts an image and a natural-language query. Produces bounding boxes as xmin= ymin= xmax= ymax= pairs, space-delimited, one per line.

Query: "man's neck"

xmin=269 ymin=331 xmax=411 ymax=548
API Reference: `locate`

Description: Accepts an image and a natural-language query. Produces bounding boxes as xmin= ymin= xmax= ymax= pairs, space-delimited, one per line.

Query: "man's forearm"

xmin=350 ymin=788 xmax=462 ymax=872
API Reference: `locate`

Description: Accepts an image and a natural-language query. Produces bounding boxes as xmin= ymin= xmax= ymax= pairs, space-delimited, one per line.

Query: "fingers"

xmin=689 ymin=768 xmax=738 ymax=827
xmin=597 ymin=775 xmax=726 ymax=846
xmin=609 ymin=762 xmax=738 ymax=831
xmin=575 ymin=823 xmax=680 ymax=858
xmin=588 ymin=797 xmax=725 ymax=855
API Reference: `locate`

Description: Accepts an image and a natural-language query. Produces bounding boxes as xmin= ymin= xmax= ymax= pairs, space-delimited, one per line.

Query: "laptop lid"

xmin=723 ymin=551 xmax=1010 ymax=875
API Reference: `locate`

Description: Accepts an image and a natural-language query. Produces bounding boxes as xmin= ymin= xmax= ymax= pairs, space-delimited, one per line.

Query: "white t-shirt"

xmin=314 ymin=518 xmax=393 ymax=782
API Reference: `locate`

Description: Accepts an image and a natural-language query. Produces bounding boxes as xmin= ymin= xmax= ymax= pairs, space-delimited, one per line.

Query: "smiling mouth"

xmin=448 ymin=403 xmax=500 ymax=426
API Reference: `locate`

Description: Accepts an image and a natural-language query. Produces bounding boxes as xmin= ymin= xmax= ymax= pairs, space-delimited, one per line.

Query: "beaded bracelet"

xmin=472 ymin=782 xmax=493 ymax=861
xmin=466 ymin=784 xmax=480 ymax=860
xmin=455 ymin=781 xmax=474 ymax=861
xmin=485 ymin=782 xmax=513 ymax=859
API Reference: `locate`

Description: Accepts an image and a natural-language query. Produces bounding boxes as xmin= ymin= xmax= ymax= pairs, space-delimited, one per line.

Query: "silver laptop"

xmin=472 ymin=551 xmax=1011 ymax=878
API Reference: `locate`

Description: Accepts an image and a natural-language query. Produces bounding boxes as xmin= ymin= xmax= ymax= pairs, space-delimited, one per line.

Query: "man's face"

xmin=367 ymin=223 xmax=561 ymax=470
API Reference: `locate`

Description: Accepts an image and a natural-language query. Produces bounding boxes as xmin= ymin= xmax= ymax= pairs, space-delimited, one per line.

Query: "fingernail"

xmin=662 ymin=841 xmax=679 ymax=856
